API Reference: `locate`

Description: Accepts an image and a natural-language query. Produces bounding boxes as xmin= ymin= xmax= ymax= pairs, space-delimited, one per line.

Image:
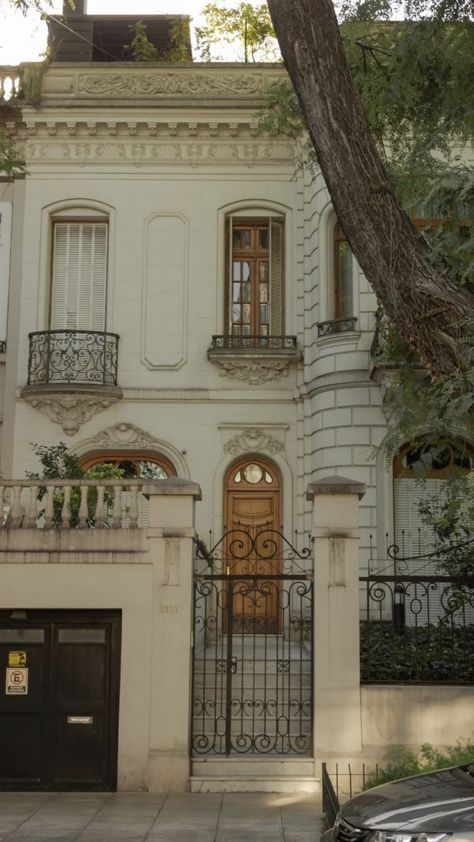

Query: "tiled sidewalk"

xmin=0 ymin=791 xmax=324 ymax=842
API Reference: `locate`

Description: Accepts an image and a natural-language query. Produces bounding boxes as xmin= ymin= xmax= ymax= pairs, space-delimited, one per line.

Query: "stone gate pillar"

xmin=144 ymin=478 xmax=201 ymax=792
xmin=306 ymin=475 xmax=366 ymax=758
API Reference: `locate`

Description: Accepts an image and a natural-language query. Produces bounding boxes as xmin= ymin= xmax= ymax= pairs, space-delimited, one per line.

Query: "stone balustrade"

xmin=0 ymin=479 xmax=148 ymax=529
xmin=0 ymin=67 xmax=21 ymax=101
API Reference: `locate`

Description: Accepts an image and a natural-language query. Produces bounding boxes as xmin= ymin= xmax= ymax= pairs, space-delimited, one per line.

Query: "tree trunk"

xmin=267 ymin=0 xmax=473 ymax=377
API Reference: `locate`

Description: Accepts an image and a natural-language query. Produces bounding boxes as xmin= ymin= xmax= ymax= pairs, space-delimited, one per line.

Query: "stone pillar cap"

xmin=142 ymin=478 xmax=202 ymax=500
xmin=306 ymin=475 xmax=366 ymax=500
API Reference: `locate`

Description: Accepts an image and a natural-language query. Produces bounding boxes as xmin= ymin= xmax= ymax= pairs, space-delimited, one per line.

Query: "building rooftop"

xmin=47 ymin=1 xmax=192 ymax=63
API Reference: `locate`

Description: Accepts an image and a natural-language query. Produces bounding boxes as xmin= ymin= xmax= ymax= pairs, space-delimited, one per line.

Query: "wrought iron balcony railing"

xmin=317 ymin=317 xmax=358 ymax=338
xmin=210 ymin=335 xmax=297 ymax=351
xmin=27 ymin=330 xmax=119 ymax=388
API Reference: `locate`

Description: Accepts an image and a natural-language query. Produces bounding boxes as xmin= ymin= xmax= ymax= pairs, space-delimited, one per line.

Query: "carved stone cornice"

xmin=223 ymin=428 xmax=285 ymax=456
xmin=22 ymin=392 xmax=119 ymax=436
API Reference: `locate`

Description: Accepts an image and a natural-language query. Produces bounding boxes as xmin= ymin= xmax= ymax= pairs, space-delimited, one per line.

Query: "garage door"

xmin=0 ymin=609 xmax=121 ymax=791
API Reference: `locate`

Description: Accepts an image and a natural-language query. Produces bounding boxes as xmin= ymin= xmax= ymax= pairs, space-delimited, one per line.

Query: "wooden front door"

xmin=0 ymin=609 xmax=121 ymax=791
xmin=225 ymin=458 xmax=281 ymax=631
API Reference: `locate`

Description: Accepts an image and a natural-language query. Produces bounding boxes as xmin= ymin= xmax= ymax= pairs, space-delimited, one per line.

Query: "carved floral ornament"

xmin=77 ymin=72 xmax=265 ymax=98
xmin=213 ymin=357 xmax=292 ymax=385
xmin=223 ymin=428 xmax=285 ymax=456
xmin=86 ymin=422 xmax=164 ymax=450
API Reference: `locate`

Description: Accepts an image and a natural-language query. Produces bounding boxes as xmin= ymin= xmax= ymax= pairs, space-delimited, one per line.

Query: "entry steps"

xmin=191 ymin=757 xmax=320 ymax=793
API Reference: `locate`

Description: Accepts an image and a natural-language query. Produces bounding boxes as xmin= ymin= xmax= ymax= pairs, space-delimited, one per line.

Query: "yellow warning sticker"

xmin=8 ymin=651 xmax=27 ymax=667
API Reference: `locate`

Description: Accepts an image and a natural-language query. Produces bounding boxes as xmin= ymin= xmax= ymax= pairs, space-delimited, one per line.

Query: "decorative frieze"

xmin=77 ymin=71 xmax=265 ymax=98
xmin=85 ymin=422 xmax=163 ymax=450
xmin=22 ymin=138 xmax=295 ymax=168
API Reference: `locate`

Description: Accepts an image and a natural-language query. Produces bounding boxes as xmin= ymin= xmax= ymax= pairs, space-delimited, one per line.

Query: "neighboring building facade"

xmin=0 ymin=6 xmax=471 ymax=794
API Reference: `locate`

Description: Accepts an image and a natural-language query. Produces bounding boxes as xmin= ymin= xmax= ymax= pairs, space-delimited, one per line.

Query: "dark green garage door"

xmin=0 ymin=609 xmax=121 ymax=791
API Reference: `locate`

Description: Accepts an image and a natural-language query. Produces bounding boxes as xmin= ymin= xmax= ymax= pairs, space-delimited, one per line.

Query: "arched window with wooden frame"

xmin=226 ymin=216 xmax=284 ymax=342
xmin=80 ymin=451 xmax=176 ymax=479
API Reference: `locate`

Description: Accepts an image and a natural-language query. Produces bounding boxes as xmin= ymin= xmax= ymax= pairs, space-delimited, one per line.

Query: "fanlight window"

xmin=233 ymin=464 xmax=274 ymax=485
xmin=81 ymin=452 xmax=176 ymax=479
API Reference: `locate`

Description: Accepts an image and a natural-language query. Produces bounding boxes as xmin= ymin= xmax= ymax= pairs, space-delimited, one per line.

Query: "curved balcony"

xmin=25 ymin=330 xmax=120 ymax=390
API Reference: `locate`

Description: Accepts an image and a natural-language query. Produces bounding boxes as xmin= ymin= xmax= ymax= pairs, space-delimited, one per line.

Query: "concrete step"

xmin=191 ymin=757 xmax=319 ymax=793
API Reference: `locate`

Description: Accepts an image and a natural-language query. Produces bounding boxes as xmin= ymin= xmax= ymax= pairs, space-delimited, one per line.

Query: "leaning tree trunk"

xmin=267 ymin=0 xmax=473 ymax=378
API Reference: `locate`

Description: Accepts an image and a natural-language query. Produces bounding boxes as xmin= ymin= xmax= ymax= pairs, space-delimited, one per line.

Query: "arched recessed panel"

xmin=142 ymin=214 xmax=187 ymax=369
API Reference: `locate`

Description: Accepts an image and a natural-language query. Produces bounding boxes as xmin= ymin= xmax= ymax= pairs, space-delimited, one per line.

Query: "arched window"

xmin=50 ymin=208 xmax=109 ymax=331
xmin=333 ymin=222 xmax=354 ymax=320
xmin=81 ymin=451 xmax=176 ymax=478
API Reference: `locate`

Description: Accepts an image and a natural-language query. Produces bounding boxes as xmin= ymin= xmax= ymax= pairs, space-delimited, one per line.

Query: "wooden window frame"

xmin=225 ymin=216 xmax=285 ymax=338
xmin=333 ymin=221 xmax=354 ymax=320
xmin=80 ymin=450 xmax=176 ymax=478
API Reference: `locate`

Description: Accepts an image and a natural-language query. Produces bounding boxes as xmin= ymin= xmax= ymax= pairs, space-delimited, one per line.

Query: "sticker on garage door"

xmin=5 ymin=667 xmax=28 ymax=695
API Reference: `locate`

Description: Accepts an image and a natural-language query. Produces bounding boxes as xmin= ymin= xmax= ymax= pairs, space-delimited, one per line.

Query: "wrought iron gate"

xmin=192 ymin=529 xmax=313 ymax=756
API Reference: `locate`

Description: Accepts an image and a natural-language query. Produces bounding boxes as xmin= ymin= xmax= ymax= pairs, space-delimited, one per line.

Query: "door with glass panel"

xmin=229 ymin=218 xmax=283 ymax=342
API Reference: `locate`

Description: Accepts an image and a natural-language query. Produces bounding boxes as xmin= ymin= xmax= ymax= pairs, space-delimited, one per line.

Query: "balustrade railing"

xmin=0 ymin=67 xmax=21 ymax=101
xmin=27 ymin=331 xmax=119 ymax=388
xmin=0 ymin=480 xmax=148 ymax=530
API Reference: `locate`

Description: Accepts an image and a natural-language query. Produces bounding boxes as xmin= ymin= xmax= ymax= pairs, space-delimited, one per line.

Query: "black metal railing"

xmin=210 ymin=335 xmax=297 ymax=351
xmin=192 ymin=528 xmax=313 ymax=756
xmin=317 ymin=318 xmax=357 ymax=338
xmin=361 ymin=539 xmax=474 ymax=683
xmin=27 ymin=330 xmax=119 ymax=388
xmin=322 ymin=763 xmax=340 ymax=829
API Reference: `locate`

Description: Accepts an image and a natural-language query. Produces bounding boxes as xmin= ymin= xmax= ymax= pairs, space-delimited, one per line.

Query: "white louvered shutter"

xmin=51 ymin=222 xmax=108 ymax=330
xmin=270 ymin=219 xmax=283 ymax=335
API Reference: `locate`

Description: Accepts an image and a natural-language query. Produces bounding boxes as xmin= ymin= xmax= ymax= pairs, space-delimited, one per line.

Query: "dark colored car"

xmin=322 ymin=765 xmax=474 ymax=842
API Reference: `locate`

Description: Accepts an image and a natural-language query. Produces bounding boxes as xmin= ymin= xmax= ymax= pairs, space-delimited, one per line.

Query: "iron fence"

xmin=361 ymin=538 xmax=474 ymax=683
xmin=27 ymin=330 xmax=119 ymax=387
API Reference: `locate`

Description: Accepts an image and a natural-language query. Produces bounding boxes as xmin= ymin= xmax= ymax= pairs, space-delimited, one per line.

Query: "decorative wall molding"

xmin=86 ymin=422 xmax=166 ymax=450
xmin=78 ymin=72 xmax=266 ymax=98
xmin=213 ymin=357 xmax=292 ymax=385
xmin=23 ymin=394 xmax=116 ymax=436
xmin=22 ymin=139 xmax=295 ymax=169
xmin=72 ymin=422 xmax=190 ymax=478
xmin=223 ymin=428 xmax=285 ymax=456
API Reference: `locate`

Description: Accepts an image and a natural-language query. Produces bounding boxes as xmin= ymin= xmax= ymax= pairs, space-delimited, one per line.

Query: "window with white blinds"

xmin=50 ymin=222 xmax=108 ymax=331
xmin=394 ymin=477 xmax=444 ymax=572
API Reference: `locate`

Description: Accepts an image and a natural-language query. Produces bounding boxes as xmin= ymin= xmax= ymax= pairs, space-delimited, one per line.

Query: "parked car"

xmin=322 ymin=764 xmax=474 ymax=842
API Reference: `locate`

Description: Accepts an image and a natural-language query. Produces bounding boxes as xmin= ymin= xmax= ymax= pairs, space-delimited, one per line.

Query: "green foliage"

xmin=196 ymin=1 xmax=279 ymax=62
xmin=364 ymin=741 xmax=474 ymax=789
xmin=27 ymin=442 xmax=124 ymax=527
xmin=123 ymin=19 xmax=190 ymax=63
xmin=0 ymin=130 xmax=27 ymax=179
xmin=123 ymin=22 xmax=159 ymax=62
xmin=361 ymin=621 xmax=474 ymax=683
